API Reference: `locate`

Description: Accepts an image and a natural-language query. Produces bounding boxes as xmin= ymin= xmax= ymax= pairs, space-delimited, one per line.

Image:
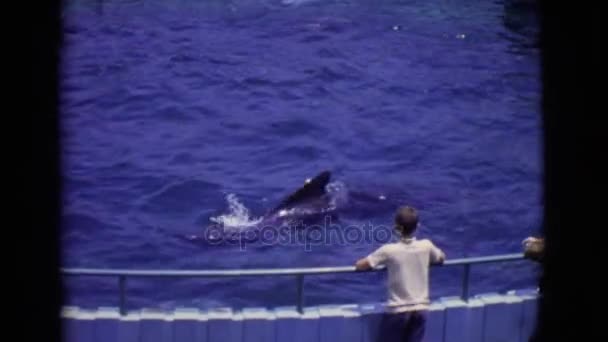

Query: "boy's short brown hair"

xmin=394 ymin=206 xmax=419 ymax=236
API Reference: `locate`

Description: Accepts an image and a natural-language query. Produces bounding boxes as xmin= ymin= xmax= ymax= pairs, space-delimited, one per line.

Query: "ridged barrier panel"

xmin=61 ymin=254 xmax=538 ymax=342
xmin=61 ymin=289 xmax=538 ymax=342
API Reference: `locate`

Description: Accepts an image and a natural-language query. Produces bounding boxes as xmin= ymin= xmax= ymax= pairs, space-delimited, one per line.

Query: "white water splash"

xmin=209 ymin=194 xmax=262 ymax=231
xmin=326 ymin=181 xmax=349 ymax=210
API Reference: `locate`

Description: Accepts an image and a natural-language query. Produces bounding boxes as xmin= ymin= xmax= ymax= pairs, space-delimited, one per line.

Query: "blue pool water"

xmin=60 ymin=0 xmax=542 ymax=310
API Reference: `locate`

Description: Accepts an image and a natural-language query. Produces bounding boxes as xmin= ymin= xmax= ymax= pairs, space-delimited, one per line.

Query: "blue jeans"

xmin=376 ymin=310 xmax=427 ymax=342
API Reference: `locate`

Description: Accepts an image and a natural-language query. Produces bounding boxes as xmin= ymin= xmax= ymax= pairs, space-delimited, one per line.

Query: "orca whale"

xmin=265 ymin=170 xmax=334 ymax=222
xmin=182 ymin=170 xmax=340 ymax=246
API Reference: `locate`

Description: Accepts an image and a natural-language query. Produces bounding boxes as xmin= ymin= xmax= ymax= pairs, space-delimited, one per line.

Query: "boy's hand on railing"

xmin=355 ymin=258 xmax=372 ymax=271
xmin=430 ymin=259 xmax=445 ymax=266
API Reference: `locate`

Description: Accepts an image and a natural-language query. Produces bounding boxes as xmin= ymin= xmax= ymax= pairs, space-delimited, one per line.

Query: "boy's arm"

xmin=429 ymin=241 xmax=446 ymax=265
xmin=355 ymin=246 xmax=387 ymax=271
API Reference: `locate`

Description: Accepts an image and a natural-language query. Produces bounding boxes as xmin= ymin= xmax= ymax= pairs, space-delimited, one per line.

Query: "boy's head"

xmin=394 ymin=206 xmax=419 ymax=237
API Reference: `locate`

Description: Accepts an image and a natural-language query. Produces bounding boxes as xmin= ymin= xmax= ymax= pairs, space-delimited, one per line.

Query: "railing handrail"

xmin=60 ymin=253 xmax=525 ymax=277
xmin=60 ymin=253 xmax=528 ymax=314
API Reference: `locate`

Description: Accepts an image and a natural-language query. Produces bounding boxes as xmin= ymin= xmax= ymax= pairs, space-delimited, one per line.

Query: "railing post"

xmin=461 ymin=264 xmax=470 ymax=301
xmin=296 ymin=275 xmax=304 ymax=313
xmin=119 ymin=276 xmax=126 ymax=315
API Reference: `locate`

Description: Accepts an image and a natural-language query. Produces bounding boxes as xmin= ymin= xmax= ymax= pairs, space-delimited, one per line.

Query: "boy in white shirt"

xmin=356 ymin=206 xmax=445 ymax=342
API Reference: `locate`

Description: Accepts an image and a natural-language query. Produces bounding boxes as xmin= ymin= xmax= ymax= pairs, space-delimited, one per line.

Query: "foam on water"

xmin=326 ymin=181 xmax=349 ymax=210
xmin=209 ymin=194 xmax=263 ymax=231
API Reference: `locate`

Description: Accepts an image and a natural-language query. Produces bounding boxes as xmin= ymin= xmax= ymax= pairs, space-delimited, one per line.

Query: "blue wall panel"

xmin=207 ymin=308 xmax=243 ymax=342
xmin=318 ymin=305 xmax=362 ymax=342
xmin=93 ymin=307 xmax=120 ymax=342
xmin=508 ymin=289 xmax=539 ymax=342
xmin=173 ymin=308 xmax=207 ymax=342
xmin=441 ymin=297 xmax=468 ymax=342
xmin=139 ymin=309 xmax=173 ymax=342
xmin=269 ymin=307 xmax=320 ymax=342
xmin=242 ymin=307 xmax=275 ymax=342
xmin=117 ymin=313 xmax=140 ymax=342
xmin=477 ymin=293 xmax=523 ymax=342
xmin=296 ymin=307 xmax=321 ymax=342
xmin=465 ymin=298 xmax=485 ymax=342
xmin=274 ymin=307 xmax=301 ymax=342
xmin=341 ymin=305 xmax=364 ymax=342
xmin=62 ymin=307 xmax=95 ymax=342
xmin=424 ymin=302 xmax=446 ymax=342
xmin=358 ymin=303 xmax=384 ymax=342
xmin=520 ymin=297 xmax=538 ymax=342
xmin=60 ymin=289 xmax=540 ymax=342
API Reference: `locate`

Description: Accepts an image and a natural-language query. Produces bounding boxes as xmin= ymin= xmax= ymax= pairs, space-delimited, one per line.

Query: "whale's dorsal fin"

xmin=269 ymin=171 xmax=331 ymax=214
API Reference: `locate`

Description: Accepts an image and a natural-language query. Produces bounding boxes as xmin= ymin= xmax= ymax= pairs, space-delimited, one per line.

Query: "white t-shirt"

xmin=367 ymin=237 xmax=444 ymax=312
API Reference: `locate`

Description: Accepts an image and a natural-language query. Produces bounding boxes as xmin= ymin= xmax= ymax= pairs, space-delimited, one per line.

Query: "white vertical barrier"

xmin=358 ymin=303 xmax=384 ymax=342
xmin=520 ymin=292 xmax=539 ymax=342
xmin=93 ymin=307 xmax=120 ymax=342
xmin=242 ymin=307 xmax=276 ymax=342
xmin=62 ymin=307 xmax=95 ymax=342
xmin=297 ymin=307 xmax=321 ymax=342
xmin=441 ymin=297 xmax=468 ymax=342
xmin=274 ymin=307 xmax=301 ymax=342
xmin=139 ymin=309 xmax=173 ymax=342
xmin=440 ymin=297 xmax=485 ymax=342
xmin=318 ymin=304 xmax=362 ymax=342
xmin=508 ymin=289 xmax=539 ymax=342
xmin=117 ymin=311 xmax=140 ymax=342
xmin=505 ymin=293 xmax=525 ymax=341
xmin=341 ymin=305 xmax=364 ymax=341
xmin=173 ymin=308 xmax=207 ymax=342
xmin=424 ymin=302 xmax=446 ymax=342
xmin=60 ymin=288 xmax=540 ymax=342
xmin=207 ymin=308 xmax=243 ymax=342
xmin=477 ymin=293 xmax=524 ymax=342
xmin=61 ymin=307 xmax=78 ymax=342
xmin=465 ymin=298 xmax=485 ymax=342
xmin=274 ymin=306 xmax=320 ymax=342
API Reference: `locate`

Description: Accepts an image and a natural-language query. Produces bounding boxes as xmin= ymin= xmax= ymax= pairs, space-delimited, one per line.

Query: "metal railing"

xmin=61 ymin=253 xmax=527 ymax=315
